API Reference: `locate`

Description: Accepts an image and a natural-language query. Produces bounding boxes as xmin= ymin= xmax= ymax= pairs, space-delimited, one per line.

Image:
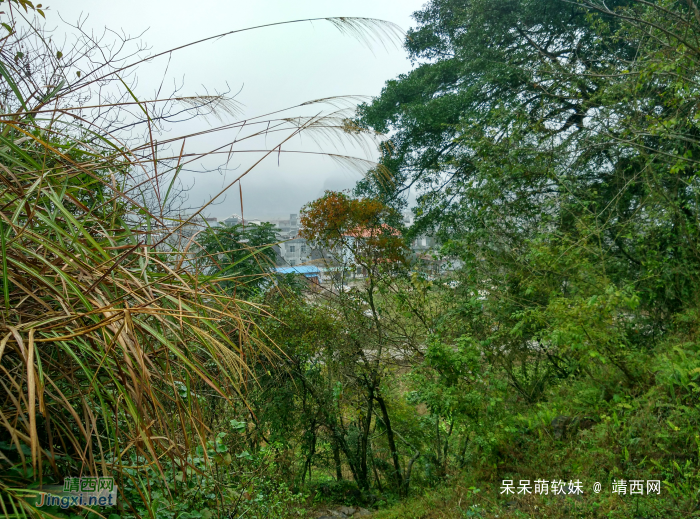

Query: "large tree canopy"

xmin=357 ymin=0 xmax=700 ymax=339
xmin=358 ymin=0 xmax=632 ymax=213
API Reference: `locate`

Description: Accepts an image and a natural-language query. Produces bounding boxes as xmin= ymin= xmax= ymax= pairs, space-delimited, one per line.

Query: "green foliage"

xmin=113 ymin=446 xmax=309 ymax=519
xmin=196 ymin=222 xmax=279 ymax=297
xmin=6 ymin=0 xmax=700 ymax=517
xmin=344 ymin=0 xmax=700 ymax=516
xmin=357 ymin=0 xmax=700 ymax=330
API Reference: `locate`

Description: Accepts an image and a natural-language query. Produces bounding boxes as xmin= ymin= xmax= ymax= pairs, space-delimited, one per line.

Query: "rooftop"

xmin=274 ymin=266 xmax=320 ymax=275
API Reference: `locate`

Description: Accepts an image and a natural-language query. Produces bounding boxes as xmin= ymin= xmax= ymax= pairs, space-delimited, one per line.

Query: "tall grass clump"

xmin=0 ymin=2 xmax=400 ymax=516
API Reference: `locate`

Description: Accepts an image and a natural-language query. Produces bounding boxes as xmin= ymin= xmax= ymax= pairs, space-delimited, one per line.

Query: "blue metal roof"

xmin=274 ymin=266 xmax=320 ymax=276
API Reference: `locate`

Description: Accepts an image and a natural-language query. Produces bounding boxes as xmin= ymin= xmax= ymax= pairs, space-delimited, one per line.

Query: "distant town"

xmin=219 ymin=212 xmax=436 ymax=257
xmin=165 ymin=210 xmax=461 ymax=288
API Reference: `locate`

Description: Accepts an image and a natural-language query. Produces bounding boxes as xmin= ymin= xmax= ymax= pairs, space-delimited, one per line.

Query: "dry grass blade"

xmin=174 ymin=95 xmax=244 ymax=123
xmin=0 ymin=6 xmax=401 ymax=517
xmin=325 ymin=17 xmax=404 ymax=53
xmin=0 ymin=18 xmax=265 ymax=519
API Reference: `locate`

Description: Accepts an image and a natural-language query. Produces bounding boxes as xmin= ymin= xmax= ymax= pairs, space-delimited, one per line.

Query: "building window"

xmin=301 ymin=245 xmax=306 ymax=253
xmin=289 ymin=259 xmax=296 ymax=266
xmin=289 ymin=245 xmax=295 ymax=253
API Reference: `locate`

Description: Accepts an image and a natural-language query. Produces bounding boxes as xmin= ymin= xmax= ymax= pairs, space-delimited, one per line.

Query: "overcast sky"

xmin=53 ymin=1 xmax=424 ymax=220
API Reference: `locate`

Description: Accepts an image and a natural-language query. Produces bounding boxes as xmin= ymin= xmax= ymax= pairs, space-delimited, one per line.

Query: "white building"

xmin=277 ymin=237 xmax=313 ymax=266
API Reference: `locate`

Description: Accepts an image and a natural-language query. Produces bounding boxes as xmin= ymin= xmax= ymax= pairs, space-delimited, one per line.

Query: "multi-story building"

xmin=250 ymin=213 xmax=313 ymax=267
xmin=412 ymin=234 xmax=437 ymax=252
xmin=277 ymin=237 xmax=314 ymax=267
xmin=264 ymin=213 xmax=299 ymax=239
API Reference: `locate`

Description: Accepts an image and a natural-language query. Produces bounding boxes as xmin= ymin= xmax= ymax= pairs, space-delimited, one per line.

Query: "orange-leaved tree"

xmin=299 ymin=192 xmax=421 ymax=494
xmin=299 ymin=190 xmax=408 ymax=278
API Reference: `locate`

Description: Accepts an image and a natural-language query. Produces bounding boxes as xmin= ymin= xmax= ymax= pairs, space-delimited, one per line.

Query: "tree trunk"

xmin=333 ymin=439 xmax=343 ymax=481
xmin=372 ymin=454 xmax=384 ymax=492
xmin=376 ymin=394 xmax=403 ymax=490
xmin=402 ymin=451 xmax=421 ymax=497
xmin=458 ymin=431 xmax=469 ymax=469
xmin=301 ymin=426 xmax=317 ymax=485
xmin=358 ymin=385 xmax=375 ymax=489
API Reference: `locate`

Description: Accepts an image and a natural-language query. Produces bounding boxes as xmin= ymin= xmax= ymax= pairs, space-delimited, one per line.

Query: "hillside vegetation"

xmin=1 ymin=1 xmax=699 ymax=518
